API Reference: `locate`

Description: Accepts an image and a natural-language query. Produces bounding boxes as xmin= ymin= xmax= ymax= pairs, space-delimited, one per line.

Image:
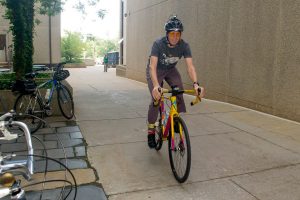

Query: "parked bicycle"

xmin=0 ymin=111 xmax=34 ymax=199
xmin=13 ymin=62 xmax=74 ymax=133
xmin=0 ymin=111 xmax=77 ymax=199
xmin=153 ymin=86 xmax=201 ymax=183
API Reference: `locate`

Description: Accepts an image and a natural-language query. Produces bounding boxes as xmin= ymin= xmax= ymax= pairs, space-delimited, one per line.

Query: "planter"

xmin=0 ymin=80 xmax=73 ymax=117
xmin=65 ymin=63 xmax=86 ymax=68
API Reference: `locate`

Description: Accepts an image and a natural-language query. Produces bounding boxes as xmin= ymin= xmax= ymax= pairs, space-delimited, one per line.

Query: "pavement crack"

xmin=187 ymin=162 xmax=300 ymax=186
xmin=184 ymin=110 xmax=250 ymax=116
xmin=76 ymin=116 xmax=146 ymax=123
xmin=88 ymin=140 xmax=146 ymax=148
xmin=229 ymin=179 xmax=261 ymax=200
xmin=88 ymin=84 xmax=99 ymax=92
xmin=107 ymin=183 xmax=184 ymax=198
xmin=205 ymin=115 xmax=300 ymax=156
xmin=189 ymin=130 xmax=241 ymax=138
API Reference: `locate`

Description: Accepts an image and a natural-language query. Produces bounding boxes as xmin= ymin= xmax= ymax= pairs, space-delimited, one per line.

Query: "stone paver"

xmin=26 ymin=185 xmax=106 ymax=200
xmin=57 ymin=139 xmax=84 ymax=148
xmin=75 ymin=146 xmax=86 ymax=157
xmin=70 ymin=131 xmax=83 ymax=139
xmin=0 ymin=113 xmax=106 ymax=199
xmin=44 ymin=133 xmax=71 ymax=141
xmin=57 ymin=126 xmax=81 ymax=133
xmin=46 ymin=147 xmax=75 ymax=159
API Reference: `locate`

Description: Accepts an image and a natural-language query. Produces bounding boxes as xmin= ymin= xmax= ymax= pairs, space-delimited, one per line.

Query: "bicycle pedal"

xmin=45 ymin=110 xmax=52 ymax=116
xmin=45 ymin=107 xmax=53 ymax=116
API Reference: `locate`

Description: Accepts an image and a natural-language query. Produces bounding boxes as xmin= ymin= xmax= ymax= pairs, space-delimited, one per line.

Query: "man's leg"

xmin=146 ymin=68 xmax=165 ymax=148
xmin=164 ymin=68 xmax=186 ymax=113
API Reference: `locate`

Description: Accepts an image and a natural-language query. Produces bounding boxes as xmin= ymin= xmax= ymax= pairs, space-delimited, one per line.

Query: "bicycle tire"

xmin=168 ymin=116 xmax=191 ymax=183
xmin=57 ymin=84 xmax=74 ymax=119
xmin=155 ymin=120 xmax=163 ymax=151
xmin=14 ymin=94 xmax=44 ymax=133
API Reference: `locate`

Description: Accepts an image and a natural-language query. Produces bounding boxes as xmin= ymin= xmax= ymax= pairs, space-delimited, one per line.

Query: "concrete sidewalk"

xmin=68 ymin=66 xmax=300 ymax=200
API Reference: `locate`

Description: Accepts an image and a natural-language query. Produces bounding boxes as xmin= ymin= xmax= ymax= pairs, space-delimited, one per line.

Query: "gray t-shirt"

xmin=150 ymin=37 xmax=192 ymax=70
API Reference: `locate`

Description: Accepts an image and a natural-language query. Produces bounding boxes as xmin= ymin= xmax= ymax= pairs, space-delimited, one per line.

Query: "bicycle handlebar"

xmin=0 ymin=111 xmax=34 ymax=181
xmin=0 ymin=110 xmax=16 ymax=121
xmin=55 ymin=62 xmax=66 ymax=71
xmin=24 ymin=62 xmax=66 ymax=80
xmin=153 ymin=87 xmax=201 ymax=106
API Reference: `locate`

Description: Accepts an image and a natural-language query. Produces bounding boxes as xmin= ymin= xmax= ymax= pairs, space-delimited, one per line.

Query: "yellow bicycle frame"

xmin=160 ymin=89 xmax=197 ymax=150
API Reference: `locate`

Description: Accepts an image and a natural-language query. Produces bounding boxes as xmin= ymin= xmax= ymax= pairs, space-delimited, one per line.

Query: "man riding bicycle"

xmin=146 ymin=16 xmax=205 ymax=148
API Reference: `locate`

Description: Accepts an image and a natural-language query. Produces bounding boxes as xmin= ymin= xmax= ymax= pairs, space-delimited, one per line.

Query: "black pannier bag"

xmin=11 ymin=80 xmax=37 ymax=94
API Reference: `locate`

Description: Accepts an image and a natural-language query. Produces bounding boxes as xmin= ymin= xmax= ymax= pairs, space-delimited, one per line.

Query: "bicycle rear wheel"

xmin=154 ymin=107 xmax=163 ymax=150
xmin=14 ymin=94 xmax=44 ymax=133
xmin=154 ymin=121 xmax=163 ymax=151
xmin=168 ymin=116 xmax=191 ymax=183
xmin=57 ymin=84 xmax=74 ymax=119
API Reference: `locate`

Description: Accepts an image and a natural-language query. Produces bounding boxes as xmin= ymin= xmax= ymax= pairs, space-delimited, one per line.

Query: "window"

xmin=0 ymin=34 xmax=5 ymax=50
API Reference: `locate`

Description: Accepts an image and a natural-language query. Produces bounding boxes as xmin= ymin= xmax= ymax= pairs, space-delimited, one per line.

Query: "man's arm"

xmin=149 ymin=56 xmax=161 ymax=100
xmin=185 ymin=57 xmax=197 ymax=83
xmin=149 ymin=56 xmax=159 ymax=87
xmin=185 ymin=57 xmax=205 ymax=97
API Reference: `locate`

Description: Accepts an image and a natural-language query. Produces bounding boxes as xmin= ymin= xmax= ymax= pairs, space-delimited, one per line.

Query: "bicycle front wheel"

xmin=14 ymin=94 xmax=44 ymax=133
xmin=57 ymin=84 xmax=74 ymax=119
xmin=168 ymin=116 xmax=191 ymax=183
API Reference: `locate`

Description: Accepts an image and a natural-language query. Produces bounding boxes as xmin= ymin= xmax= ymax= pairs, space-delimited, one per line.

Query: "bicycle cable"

xmin=22 ymin=179 xmax=73 ymax=199
xmin=55 ymin=130 xmax=69 ymax=200
xmin=16 ymin=133 xmax=49 ymax=200
xmin=17 ymin=154 xmax=77 ymax=200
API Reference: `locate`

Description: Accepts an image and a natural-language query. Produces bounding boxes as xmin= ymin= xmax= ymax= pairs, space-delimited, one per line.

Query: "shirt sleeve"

xmin=183 ymin=42 xmax=192 ymax=58
xmin=150 ymin=41 xmax=160 ymax=57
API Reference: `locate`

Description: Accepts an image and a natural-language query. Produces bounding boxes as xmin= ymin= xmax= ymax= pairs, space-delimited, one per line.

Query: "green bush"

xmin=0 ymin=72 xmax=53 ymax=90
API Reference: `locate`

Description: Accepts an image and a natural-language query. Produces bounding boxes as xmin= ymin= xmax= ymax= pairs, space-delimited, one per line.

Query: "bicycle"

xmin=13 ymin=62 xmax=74 ymax=133
xmin=153 ymin=86 xmax=201 ymax=183
xmin=0 ymin=111 xmax=34 ymax=199
xmin=0 ymin=111 xmax=78 ymax=199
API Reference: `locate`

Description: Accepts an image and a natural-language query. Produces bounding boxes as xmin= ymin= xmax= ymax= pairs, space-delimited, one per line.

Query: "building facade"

xmin=0 ymin=5 xmax=61 ymax=67
xmin=121 ymin=0 xmax=300 ymax=122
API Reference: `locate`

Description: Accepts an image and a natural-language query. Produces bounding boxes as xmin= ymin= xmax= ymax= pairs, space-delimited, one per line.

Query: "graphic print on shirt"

xmin=160 ymin=53 xmax=180 ymax=66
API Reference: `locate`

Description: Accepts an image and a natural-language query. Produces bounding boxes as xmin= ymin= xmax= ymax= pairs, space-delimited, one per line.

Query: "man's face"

xmin=168 ymin=31 xmax=181 ymax=46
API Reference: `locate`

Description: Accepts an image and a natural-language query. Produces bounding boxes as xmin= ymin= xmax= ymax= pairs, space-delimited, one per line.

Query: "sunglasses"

xmin=168 ymin=31 xmax=181 ymax=38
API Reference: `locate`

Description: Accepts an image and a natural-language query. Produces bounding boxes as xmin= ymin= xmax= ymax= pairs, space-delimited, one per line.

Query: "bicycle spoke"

xmin=173 ymin=136 xmax=187 ymax=177
xmin=14 ymin=94 xmax=44 ymax=133
xmin=168 ymin=117 xmax=191 ymax=183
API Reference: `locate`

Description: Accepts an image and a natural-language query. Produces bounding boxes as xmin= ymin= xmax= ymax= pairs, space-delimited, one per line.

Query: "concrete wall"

xmin=0 ymin=5 xmax=61 ymax=65
xmin=123 ymin=0 xmax=300 ymax=122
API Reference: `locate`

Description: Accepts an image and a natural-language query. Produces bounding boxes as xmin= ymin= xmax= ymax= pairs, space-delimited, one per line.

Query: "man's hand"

xmin=193 ymin=82 xmax=205 ymax=98
xmin=152 ymin=86 xmax=162 ymax=101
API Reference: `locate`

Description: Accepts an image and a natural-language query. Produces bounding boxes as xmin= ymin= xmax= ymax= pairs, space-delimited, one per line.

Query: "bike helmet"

xmin=164 ymin=16 xmax=184 ymax=32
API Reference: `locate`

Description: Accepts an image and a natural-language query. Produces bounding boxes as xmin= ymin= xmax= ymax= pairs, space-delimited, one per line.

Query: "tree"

xmin=61 ymin=31 xmax=85 ymax=63
xmin=84 ymin=38 xmax=118 ymax=59
xmin=0 ymin=0 xmax=105 ymax=79
xmin=0 ymin=0 xmax=35 ymax=79
xmin=96 ymin=39 xmax=119 ymax=57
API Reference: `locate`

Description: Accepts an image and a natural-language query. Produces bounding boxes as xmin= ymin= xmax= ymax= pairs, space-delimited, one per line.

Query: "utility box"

xmin=107 ymin=51 xmax=119 ymax=68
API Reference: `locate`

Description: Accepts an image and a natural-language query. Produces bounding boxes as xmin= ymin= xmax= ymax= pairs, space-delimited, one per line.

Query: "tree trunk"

xmin=6 ymin=0 xmax=34 ymax=79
